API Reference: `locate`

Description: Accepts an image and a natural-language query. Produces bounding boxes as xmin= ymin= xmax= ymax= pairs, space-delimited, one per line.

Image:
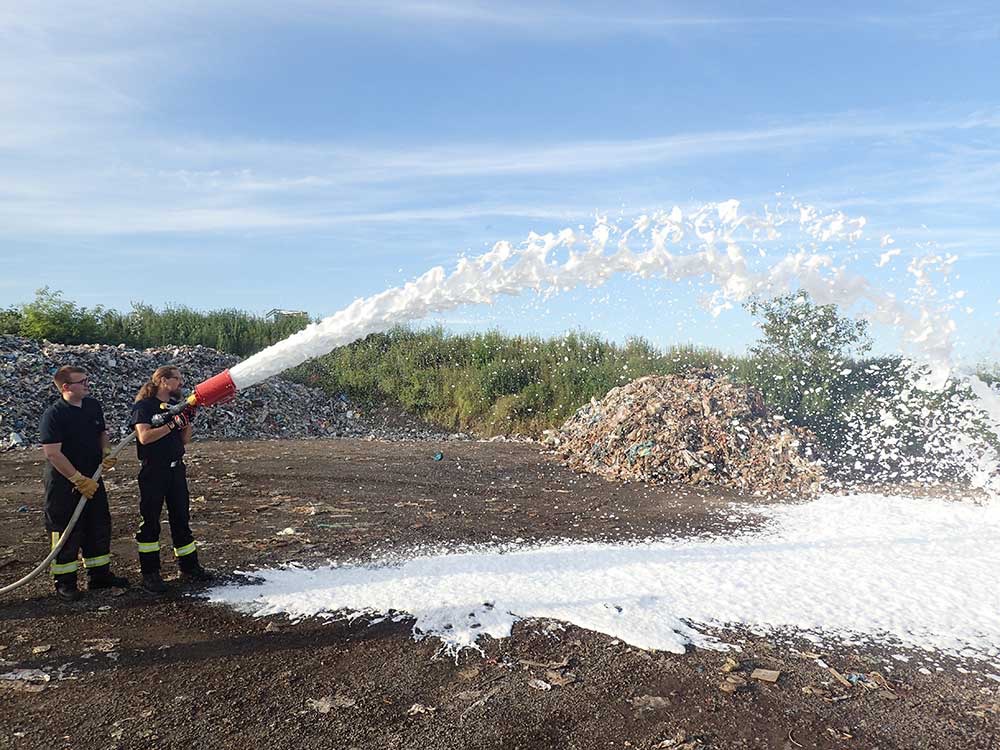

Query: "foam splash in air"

xmin=229 ymin=198 xmax=1000 ymax=495
xmin=232 ymin=200 xmax=890 ymax=387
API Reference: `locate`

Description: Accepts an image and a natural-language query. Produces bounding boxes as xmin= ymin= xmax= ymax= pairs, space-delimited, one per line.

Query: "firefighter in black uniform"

xmin=40 ymin=366 xmax=129 ymax=601
xmin=132 ymin=365 xmax=213 ymax=593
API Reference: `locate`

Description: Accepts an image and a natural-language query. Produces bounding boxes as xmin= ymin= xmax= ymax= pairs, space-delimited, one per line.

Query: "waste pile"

xmin=544 ymin=373 xmax=825 ymax=496
xmin=0 ymin=336 xmax=462 ymax=448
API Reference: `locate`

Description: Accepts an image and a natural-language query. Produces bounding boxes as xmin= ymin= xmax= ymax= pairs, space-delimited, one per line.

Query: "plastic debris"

xmin=406 ymin=703 xmax=436 ymax=715
xmin=828 ymin=666 xmax=853 ymax=688
xmin=332 ymin=693 xmax=357 ymax=708
xmin=306 ymin=696 xmax=334 ymax=714
xmin=654 ymin=731 xmax=705 ymax=750
xmin=544 ymin=669 xmax=577 ymax=687
xmin=83 ymin=638 xmax=120 ymax=653
xmin=0 ymin=668 xmax=51 ymax=693
xmin=544 ymin=373 xmax=825 ymax=496
xmin=719 ymin=674 xmax=749 ymax=693
xmin=630 ymin=694 xmax=671 ymax=711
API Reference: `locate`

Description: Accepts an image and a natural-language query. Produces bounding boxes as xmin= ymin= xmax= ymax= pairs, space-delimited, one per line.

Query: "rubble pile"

xmin=544 ymin=373 xmax=825 ymax=496
xmin=0 ymin=336 xmax=460 ymax=447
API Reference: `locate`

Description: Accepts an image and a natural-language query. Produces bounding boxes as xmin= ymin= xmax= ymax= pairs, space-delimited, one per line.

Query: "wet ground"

xmin=0 ymin=439 xmax=997 ymax=749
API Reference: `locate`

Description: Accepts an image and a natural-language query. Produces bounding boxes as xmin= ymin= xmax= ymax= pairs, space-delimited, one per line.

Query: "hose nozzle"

xmin=149 ymin=369 xmax=237 ymax=426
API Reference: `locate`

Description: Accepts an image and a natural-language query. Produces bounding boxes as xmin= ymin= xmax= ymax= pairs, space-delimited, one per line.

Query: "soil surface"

xmin=0 ymin=439 xmax=997 ymax=750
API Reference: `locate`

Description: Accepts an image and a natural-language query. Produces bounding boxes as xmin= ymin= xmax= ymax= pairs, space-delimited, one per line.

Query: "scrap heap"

xmin=545 ymin=373 xmax=825 ymax=496
xmin=0 ymin=336 xmax=460 ymax=447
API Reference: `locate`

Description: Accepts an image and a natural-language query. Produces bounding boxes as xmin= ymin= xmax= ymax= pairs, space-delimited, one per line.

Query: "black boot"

xmin=141 ymin=571 xmax=169 ymax=594
xmin=54 ymin=575 xmax=82 ymax=602
xmin=88 ymin=566 xmax=130 ymax=590
xmin=178 ymin=550 xmax=214 ymax=583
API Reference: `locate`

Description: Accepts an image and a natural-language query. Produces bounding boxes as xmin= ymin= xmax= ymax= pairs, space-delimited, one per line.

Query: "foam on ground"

xmin=206 ymin=492 xmax=1000 ymax=661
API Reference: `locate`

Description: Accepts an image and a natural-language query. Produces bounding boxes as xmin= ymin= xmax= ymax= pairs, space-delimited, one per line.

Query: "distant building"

xmin=265 ymin=308 xmax=308 ymax=322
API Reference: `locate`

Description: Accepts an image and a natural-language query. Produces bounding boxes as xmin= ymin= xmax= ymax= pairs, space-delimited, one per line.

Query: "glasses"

xmin=68 ymin=378 xmax=89 ymax=386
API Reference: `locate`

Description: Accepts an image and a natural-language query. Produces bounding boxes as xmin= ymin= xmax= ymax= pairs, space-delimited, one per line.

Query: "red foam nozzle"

xmin=193 ymin=369 xmax=237 ymax=408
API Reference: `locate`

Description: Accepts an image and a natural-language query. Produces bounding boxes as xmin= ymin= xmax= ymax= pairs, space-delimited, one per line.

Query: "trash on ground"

xmin=653 ymin=731 xmax=705 ymax=749
xmin=305 ymin=696 xmax=334 ymax=714
xmin=0 ymin=335 xmax=465 ymax=445
xmin=545 ymin=669 xmax=577 ymax=687
xmin=828 ymin=666 xmax=854 ymax=688
xmin=406 ymin=702 xmax=436 ymax=715
xmin=544 ymin=373 xmax=824 ymax=496
xmin=630 ymin=694 xmax=671 ymax=711
xmin=719 ymin=674 xmax=749 ymax=693
xmin=0 ymin=668 xmax=50 ymax=692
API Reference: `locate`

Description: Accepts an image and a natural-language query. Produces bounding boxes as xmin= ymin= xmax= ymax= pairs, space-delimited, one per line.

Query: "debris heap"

xmin=0 ymin=336 xmax=460 ymax=447
xmin=544 ymin=373 xmax=825 ymax=496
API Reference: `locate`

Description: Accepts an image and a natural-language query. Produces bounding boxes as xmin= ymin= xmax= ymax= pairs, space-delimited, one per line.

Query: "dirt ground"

xmin=0 ymin=439 xmax=997 ymax=750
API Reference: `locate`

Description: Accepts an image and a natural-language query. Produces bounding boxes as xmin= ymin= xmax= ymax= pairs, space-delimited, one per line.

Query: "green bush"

xmin=4 ymin=288 xmax=309 ymax=356
xmin=288 ymin=326 xmax=735 ymax=436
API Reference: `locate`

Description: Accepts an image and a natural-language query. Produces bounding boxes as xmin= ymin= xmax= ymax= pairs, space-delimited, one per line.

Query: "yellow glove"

xmin=101 ymin=449 xmax=117 ymax=473
xmin=68 ymin=472 xmax=99 ymax=499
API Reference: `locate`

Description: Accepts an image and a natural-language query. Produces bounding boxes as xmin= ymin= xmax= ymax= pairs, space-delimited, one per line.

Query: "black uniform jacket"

xmin=132 ymin=397 xmax=186 ymax=465
xmin=39 ymin=397 xmax=106 ymax=480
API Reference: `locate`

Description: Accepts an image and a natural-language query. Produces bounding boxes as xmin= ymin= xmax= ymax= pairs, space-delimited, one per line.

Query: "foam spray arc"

xmin=186 ymin=200 xmax=997 ymax=494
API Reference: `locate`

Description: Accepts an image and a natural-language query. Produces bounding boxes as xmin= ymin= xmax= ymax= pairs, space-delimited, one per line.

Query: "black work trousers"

xmin=135 ymin=460 xmax=194 ymax=572
xmin=44 ymin=474 xmax=111 ymax=583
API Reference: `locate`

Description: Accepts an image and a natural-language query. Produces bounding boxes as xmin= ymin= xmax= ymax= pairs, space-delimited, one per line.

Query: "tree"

xmin=743 ymin=291 xmax=872 ymax=452
xmin=746 ymin=291 xmax=871 ymax=364
xmin=0 ymin=306 xmax=22 ymax=334
xmin=18 ymin=287 xmax=103 ymax=344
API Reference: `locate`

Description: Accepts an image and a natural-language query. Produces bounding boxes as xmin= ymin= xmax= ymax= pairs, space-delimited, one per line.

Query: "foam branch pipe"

xmin=2 ymin=369 xmax=239 ymax=597
xmin=150 ymin=369 xmax=238 ymax=426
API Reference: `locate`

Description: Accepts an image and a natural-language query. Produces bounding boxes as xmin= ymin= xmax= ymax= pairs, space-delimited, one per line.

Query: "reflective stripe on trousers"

xmin=49 ymin=532 xmax=79 ymax=575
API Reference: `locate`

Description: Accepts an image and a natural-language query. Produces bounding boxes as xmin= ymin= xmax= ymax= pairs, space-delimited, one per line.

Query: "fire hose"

xmin=1 ymin=370 xmax=238 ymax=597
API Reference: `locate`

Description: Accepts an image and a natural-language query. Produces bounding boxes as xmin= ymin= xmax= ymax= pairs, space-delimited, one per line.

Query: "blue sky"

xmin=2 ymin=1 xmax=999 ymax=362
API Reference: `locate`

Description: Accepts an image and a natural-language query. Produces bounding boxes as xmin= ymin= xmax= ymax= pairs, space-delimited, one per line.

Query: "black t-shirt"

xmin=132 ymin=397 xmax=186 ymax=464
xmin=39 ymin=397 xmax=107 ymax=477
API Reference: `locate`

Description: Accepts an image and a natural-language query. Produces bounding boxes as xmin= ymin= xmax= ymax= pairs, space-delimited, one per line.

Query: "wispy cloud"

xmin=3 ymin=107 xmax=1000 ymax=237
xmin=3 ymin=3 xmax=999 ymax=249
xmin=260 ymin=0 xmax=1000 ymax=40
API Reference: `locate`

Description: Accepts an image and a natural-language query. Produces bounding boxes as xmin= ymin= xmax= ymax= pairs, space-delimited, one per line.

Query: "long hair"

xmin=135 ymin=366 xmax=181 ymax=403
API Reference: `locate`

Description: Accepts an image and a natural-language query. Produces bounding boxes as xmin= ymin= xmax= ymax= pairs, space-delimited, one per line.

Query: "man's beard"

xmin=169 ymin=388 xmax=183 ymax=400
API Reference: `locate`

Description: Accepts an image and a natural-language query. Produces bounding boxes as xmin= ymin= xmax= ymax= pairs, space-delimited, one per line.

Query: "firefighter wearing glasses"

xmin=39 ymin=366 xmax=129 ymax=601
xmin=132 ymin=366 xmax=213 ymax=593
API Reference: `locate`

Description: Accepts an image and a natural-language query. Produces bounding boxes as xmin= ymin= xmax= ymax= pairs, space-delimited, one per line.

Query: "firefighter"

xmin=40 ymin=366 xmax=129 ymax=601
xmin=132 ymin=366 xmax=213 ymax=593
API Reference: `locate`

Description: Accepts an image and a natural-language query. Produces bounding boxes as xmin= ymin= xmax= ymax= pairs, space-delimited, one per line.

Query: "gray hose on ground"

xmin=0 ymin=432 xmax=136 ymax=596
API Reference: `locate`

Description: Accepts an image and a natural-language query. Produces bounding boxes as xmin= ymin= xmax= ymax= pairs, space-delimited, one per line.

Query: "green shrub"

xmin=5 ymin=289 xmax=309 ymax=356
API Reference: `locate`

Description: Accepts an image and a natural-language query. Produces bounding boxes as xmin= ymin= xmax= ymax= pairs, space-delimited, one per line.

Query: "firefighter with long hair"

xmin=132 ymin=366 xmax=212 ymax=593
